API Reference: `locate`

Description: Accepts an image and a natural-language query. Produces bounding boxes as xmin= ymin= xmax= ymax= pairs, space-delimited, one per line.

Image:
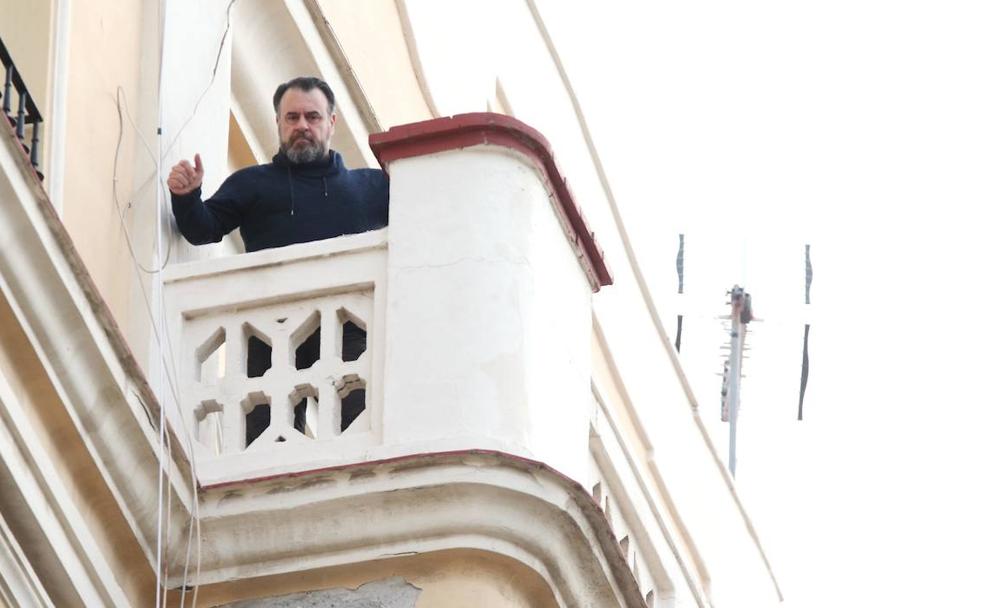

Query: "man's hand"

xmin=167 ymin=153 xmax=205 ymax=195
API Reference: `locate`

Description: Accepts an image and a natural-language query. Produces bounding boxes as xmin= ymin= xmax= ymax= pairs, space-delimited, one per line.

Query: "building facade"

xmin=0 ymin=1 xmax=781 ymax=606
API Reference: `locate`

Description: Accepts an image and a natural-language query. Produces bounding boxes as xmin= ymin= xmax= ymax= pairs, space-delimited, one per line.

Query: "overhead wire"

xmin=110 ymin=78 xmax=182 ymax=608
xmin=108 ymin=0 xmax=241 ymax=603
xmin=163 ymin=0 xmax=239 ymax=160
xmin=170 ymin=7 xmax=242 ymax=604
xmin=153 ymin=2 xmax=170 ymax=603
xmin=112 ymin=88 xmax=173 ymax=274
xmin=159 ymin=2 xmax=241 ymax=605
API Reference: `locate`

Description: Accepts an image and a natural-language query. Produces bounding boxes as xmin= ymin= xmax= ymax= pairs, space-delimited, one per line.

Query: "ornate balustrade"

xmin=163 ymin=230 xmax=387 ymax=483
xmin=0 ymin=36 xmax=43 ymax=179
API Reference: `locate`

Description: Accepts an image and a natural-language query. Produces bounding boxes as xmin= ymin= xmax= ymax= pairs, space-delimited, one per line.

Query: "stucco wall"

xmin=57 ymin=0 xmax=157 ymax=371
xmin=0 ymin=0 xmax=52 ymax=110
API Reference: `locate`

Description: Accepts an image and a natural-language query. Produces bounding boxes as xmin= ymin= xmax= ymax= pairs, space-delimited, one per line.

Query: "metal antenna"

xmin=721 ymin=285 xmax=753 ymax=477
xmin=797 ymin=244 xmax=812 ymax=420
xmin=675 ymin=234 xmax=684 ymax=352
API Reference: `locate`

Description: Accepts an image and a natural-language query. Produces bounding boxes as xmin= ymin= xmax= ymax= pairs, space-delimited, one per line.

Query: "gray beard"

xmin=282 ymin=139 xmax=326 ymax=164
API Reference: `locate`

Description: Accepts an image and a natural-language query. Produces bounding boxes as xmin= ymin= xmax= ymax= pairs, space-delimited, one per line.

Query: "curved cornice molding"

xmin=191 ymin=450 xmax=647 ymax=608
xmin=0 ymin=113 xmax=192 ymax=583
xmin=369 ymin=113 xmax=613 ymax=292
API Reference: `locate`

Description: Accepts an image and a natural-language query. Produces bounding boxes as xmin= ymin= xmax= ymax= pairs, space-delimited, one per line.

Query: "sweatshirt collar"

xmin=272 ymin=149 xmax=345 ymax=174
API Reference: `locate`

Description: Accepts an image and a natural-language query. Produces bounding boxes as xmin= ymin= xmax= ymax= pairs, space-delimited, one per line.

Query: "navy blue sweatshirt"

xmin=170 ymin=150 xmax=389 ymax=252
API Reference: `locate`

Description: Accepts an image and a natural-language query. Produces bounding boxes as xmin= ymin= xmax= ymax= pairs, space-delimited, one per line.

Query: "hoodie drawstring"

xmin=287 ymin=167 xmax=332 ymax=216
xmin=288 ymin=165 xmax=295 ymax=216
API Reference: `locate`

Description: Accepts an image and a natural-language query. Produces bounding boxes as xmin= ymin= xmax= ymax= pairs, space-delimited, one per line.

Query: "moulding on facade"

xmin=189 ymin=450 xmax=648 ymax=608
xmin=0 ymin=116 xmax=192 ymax=585
xmin=0 ymin=480 xmax=56 ymax=607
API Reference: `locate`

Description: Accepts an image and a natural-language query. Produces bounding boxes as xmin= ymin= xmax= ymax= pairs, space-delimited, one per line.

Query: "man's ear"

xmin=329 ymin=113 xmax=337 ymax=127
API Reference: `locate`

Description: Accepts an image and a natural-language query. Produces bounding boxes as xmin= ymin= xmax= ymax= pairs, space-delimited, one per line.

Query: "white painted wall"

xmin=383 ymin=147 xmax=593 ymax=482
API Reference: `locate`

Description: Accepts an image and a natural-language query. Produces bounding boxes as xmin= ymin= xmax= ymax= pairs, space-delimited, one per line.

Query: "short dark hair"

xmin=273 ymin=77 xmax=336 ymax=114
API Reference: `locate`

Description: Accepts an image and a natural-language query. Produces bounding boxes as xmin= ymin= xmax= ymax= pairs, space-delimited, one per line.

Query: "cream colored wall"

xmin=182 ymin=549 xmax=557 ymax=607
xmin=316 ymin=0 xmax=433 ymax=128
xmin=57 ymin=0 xmax=158 ymax=372
xmin=414 ymin=551 xmax=557 ymax=608
xmin=228 ymin=113 xmax=258 ymax=173
xmin=0 ymin=0 xmax=52 ymax=111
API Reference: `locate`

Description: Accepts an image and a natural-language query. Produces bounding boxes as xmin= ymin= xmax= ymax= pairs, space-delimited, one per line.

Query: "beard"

xmin=281 ymin=133 xmax=327 ymax=164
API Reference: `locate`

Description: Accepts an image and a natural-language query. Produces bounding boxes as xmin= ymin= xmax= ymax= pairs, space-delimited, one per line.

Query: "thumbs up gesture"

xmin=167 ymin=153 xmax=205 ymax=195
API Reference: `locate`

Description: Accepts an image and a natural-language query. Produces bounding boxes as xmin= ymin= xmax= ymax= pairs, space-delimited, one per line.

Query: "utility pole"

xmin=798 ymin=244 xmax=813 ymax=420
xmin=675 ymin=234 xmax=685 ymax=352
xmin=721 ymin=285 xmax=753 ymax=477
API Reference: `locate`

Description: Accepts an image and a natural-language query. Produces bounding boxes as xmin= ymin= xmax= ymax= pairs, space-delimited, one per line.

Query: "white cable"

xmin=156 ymin=2 xmax=173 ymax=605
xmin=163 ymin=0 xmax=238 ymax=159
xmin=104 ymin=2 xmax=241 ymax=603
xmin=114 ymin=89 xmax=173 ymax=274
xmin=153 ymin=0 xmax=168 ymax=599
xmin=161 ymin=3 xmax=240 ymax=605
xmin=111 ymin=95 xmax=202 ymax=604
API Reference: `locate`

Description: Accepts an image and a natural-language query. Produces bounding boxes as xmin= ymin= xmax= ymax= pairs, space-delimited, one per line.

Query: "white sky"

xmin=547 ymin=1 xmax=984 ymax=605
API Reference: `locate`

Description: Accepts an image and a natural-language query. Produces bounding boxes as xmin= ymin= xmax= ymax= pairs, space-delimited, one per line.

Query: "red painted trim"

xmin=369 ymin=113 xmax=613 ymax=291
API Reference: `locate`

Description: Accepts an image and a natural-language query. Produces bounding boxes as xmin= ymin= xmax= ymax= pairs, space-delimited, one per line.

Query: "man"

xmin=168 ymin=76 xmax=384 ymax=442
xmin=167 ymin=76 xmax=389 ymax=252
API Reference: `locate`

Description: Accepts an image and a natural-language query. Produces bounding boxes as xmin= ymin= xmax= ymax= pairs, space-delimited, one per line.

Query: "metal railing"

xmin=0 ymin=35 xmax=43 ymax=179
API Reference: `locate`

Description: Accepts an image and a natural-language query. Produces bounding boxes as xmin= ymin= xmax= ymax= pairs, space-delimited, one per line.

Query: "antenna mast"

xmin=798 ymin=244 xmax=812 ymax=420
xmin=675 ymin=234 xmax=685 ymax=352
xmin=721 ymin=285 xmax=753 ymax=477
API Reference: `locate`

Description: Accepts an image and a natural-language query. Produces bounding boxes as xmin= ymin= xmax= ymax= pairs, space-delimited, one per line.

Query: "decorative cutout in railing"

xmin=186 ymin=291 xmax=373 ymax=456
xmin=0 ymin=36 xmax=44 ymax=179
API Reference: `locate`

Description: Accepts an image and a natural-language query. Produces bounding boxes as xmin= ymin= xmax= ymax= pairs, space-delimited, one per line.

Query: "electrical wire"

xmin=153 ymin=5 xmax=169 ymax=602
xmin=104 ymin=2 xmax=247 ymax=603
xmin=159 ymin=2 xmax=242 ymax=604
xmin=112 ymin=88 xmax=173 ymax=274
xmin=110 ymin=99 xmax=198 ymax=606
xmin=172 ymin=6 xmax=242 ymax=602
xmin=163 ymin=0 xmax=239 ymax=160
xmin=110 ymin=52 xmax=205 ymax=608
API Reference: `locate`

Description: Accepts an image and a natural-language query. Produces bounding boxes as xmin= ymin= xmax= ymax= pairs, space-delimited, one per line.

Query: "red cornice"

xmin=369 ymin=113 xmax=613 ymax=291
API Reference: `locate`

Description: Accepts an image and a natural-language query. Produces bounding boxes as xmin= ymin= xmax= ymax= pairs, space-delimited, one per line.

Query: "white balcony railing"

xmin=164 ymin=230 xmax=387 ymax=483
xmin=163 ymin=113 xmax=611 ymax=487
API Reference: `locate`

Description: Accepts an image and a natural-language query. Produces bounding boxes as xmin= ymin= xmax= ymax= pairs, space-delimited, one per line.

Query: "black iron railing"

xmin=0 ymin=35 xmax=43 ymax=180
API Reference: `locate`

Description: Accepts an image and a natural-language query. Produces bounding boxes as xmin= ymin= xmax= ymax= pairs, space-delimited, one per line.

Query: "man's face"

xmin=276 ymin=87 xmax=337 ymax=163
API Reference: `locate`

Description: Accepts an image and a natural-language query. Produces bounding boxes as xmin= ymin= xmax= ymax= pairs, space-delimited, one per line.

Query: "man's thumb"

xmin=194 ymin=153 xmax=204 ymax=175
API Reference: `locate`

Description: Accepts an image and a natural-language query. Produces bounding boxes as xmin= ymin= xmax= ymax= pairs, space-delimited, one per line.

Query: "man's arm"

xmin=168 ymin=154 xmax=245 ymax=245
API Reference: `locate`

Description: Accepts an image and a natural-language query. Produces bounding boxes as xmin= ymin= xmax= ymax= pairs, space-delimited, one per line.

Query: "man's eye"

xmin=306 ymin=114 xmax=322 ymax=122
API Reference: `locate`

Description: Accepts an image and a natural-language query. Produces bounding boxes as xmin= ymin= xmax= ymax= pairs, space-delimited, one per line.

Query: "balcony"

xmin=163 ymin=113 xmax=612 ymax=487
xmin=155 ymin=115 xmax=686 ymax=604
xmin=1 ymin=100 xmax=779 ymax=603
xmin=0 ymin=36 xmax=43 ymax=180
